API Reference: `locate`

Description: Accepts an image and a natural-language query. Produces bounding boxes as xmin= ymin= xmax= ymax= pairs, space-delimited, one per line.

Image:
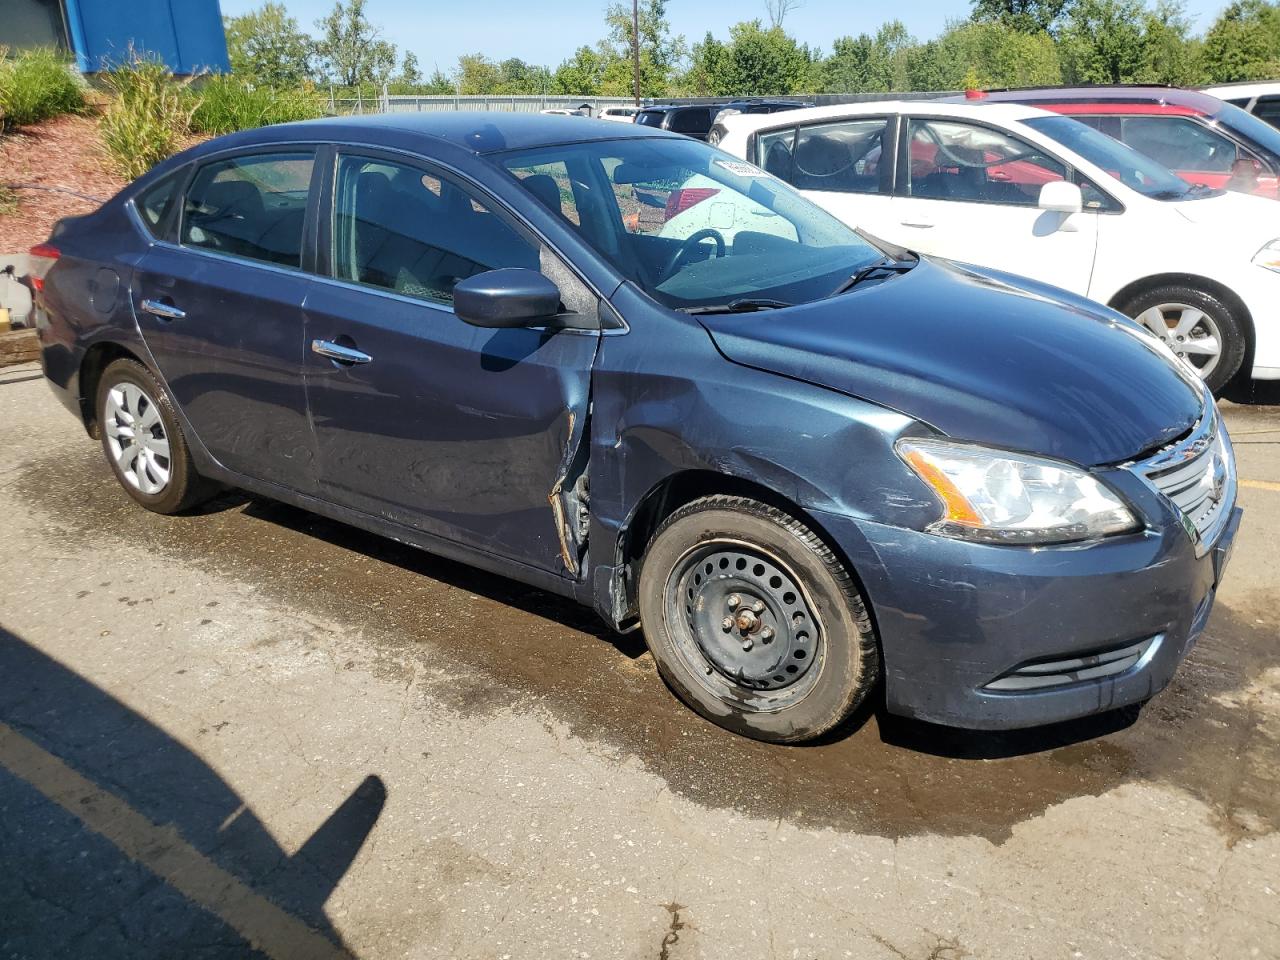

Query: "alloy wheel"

xmin=1135 ymin=302 xmax=1222 ymax=381
xmin=103 ymin=382 xmax=171 ymax=495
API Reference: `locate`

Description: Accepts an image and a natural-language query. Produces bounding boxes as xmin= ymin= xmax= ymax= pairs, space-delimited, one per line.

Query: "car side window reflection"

xmin=331 ymin=155 xmax=540 ymax=305
xmin=181 ymin=153 xmax=314 ymax=267
xmin=907 ymin=119 xmax=1066 ymax=206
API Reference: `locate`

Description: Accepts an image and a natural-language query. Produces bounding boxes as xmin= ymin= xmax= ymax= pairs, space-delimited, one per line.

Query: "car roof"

xmin=720 ymin=99 xmax=1054 ymax=134
xmin=192 ymin=110 xmax=680 ymax=157
xmin=967 ymin=86 xmax=1230 ymax=116
xmin=640 ymin=103 xmax=712 ymax=113
xmin=1203 ymin=81 xmax=1280 ymax=100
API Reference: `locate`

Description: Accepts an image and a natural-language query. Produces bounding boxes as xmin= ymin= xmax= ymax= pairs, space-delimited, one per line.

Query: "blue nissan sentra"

xmin=32 ymin=113 xmax=1240 ymax=743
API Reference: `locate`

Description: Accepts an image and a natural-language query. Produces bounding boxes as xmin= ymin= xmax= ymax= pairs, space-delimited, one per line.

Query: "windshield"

xmin=1024 ymin=114 xmax=1201 ymax=200
xmin=495 ymin=137 xmax=883 ymax=309
xmin=1216 ymin=100 xmax=1280 ymax=159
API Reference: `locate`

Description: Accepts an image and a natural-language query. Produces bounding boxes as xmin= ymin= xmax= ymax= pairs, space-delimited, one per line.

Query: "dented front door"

xmin=303 ymin=282 xmax=598 ymax=576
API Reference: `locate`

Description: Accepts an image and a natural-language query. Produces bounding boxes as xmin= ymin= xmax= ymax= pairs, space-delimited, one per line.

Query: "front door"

xmin=131 ymin=149 xmax=320 ymax=492
xmin=887 ymin=117 xmax=1099 ymax=295
xmin=303 ymin=152 xmax=599 ymax=575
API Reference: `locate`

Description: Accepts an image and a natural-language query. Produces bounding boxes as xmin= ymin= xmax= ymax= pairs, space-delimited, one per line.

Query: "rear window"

xmin=670 ymin=108 xmax=712 ymax=134
xmin=135 ymin=170 xmax=181 ymax=238
xmin=636 ymin=111 xmax=665 ymax=127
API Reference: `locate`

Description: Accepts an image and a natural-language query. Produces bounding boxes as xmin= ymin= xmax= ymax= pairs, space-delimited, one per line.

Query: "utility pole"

xmin=632 ymin=0 xmax=640 ymax=107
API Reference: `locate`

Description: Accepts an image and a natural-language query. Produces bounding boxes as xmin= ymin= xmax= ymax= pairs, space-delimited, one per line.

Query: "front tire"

xmin=638 ymin=496 xmax=880 ymax=743
xmin=1120 ymin=284 xmax=1247 ymax=394
xmin=96 ymin=358 xmax=215 ymax=514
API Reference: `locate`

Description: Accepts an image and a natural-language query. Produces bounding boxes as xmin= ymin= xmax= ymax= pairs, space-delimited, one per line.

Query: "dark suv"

xmin=961 ymin=86 xmax=1280 ymax=200
xmin=634 ymin=104 xmax=717 ymax=140
xmin=708 ymin=99 xmax=815 ymax=144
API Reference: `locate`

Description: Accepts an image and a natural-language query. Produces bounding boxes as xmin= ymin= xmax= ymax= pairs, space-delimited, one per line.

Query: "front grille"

xmin=1133 ymin=404 xmax=1236 ymax=557
xmin=984 ymin=636 xmax=1160 ymax=691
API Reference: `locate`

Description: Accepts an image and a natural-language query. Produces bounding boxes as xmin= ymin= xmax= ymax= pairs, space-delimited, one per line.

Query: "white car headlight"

xmin=1253 ymin=238 xmax=1280 ymax=273
xmin=897 ymin=439 xmax=1140 ymax=545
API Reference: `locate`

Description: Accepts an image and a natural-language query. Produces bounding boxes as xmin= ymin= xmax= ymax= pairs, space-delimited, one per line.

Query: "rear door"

xmin=752 ymin=115 xmax=898 ymax=242
xmin=888 ymin=116 xmax=1098 ymax=294
xmin=303 ymin=150 xmax=599 ymax=576
xmin=130 ymin=149 xmax=321 ymax=493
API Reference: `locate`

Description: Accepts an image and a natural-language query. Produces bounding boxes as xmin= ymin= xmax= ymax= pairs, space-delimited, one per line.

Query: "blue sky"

xmin=219 ymin=0 xmax=1234 ymax=73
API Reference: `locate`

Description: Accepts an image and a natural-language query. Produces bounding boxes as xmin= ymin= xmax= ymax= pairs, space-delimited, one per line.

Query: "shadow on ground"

xmin=0 ymin=626 xmax=382 ymax=959
xmin=15 ymin=446 xmax=1280 ymax=847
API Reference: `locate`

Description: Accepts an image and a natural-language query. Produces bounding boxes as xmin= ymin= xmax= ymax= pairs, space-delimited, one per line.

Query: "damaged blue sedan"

xmin=34 ymin=113 xmax=1240 ymax=742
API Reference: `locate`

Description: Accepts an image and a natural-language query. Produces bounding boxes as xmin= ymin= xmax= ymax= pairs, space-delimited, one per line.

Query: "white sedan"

xmin=716 ymin=100 xmax=1280 ymax=392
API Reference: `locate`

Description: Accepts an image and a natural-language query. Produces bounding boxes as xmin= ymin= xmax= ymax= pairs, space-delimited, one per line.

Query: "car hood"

xmin=1172 ymin=190 xmax=1279 ymax=244
xmin=699 ymin=257 xmax=1205 ymax=467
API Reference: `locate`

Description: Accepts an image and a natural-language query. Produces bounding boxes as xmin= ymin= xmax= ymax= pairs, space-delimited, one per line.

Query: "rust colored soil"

xmin=0 ymin=112 xmax=125 ymax=252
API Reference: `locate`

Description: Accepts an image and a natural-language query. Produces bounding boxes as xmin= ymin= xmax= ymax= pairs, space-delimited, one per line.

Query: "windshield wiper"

xmin=679 ymin=297 xmax=793 ymax=316
xmin=827 ymin=255 xmax=918 ymax=298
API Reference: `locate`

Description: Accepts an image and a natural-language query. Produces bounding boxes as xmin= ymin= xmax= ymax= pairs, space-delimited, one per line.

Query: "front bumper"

xmin=811 ymin=495 xmax=1242 ymax=730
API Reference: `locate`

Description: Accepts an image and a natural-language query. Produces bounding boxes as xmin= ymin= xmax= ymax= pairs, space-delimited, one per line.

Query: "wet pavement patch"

xmin=15 ymin=447 xmax=1280 ymax=845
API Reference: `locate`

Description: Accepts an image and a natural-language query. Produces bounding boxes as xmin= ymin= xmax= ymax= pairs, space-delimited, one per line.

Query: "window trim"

xmin=895 ymin=113 xmax=1125 ymax=214
xmin=176 ymin=144 xmax=323 ymax=275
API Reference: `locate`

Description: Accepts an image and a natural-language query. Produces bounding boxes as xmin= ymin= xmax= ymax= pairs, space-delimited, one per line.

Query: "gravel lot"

xmin=2 ymin=363 xmax=1277 ymax=960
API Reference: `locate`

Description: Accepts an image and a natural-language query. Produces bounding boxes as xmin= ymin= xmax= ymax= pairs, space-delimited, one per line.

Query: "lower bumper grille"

xmin=984 ymin=635 xmax=1159 ymax=692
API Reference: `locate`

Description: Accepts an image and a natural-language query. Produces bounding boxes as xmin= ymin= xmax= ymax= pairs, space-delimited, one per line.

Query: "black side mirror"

xmin=454 ymin=268 xmax=561 ymax=328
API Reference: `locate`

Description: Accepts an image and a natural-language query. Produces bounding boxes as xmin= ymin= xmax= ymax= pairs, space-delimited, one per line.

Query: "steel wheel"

xmin=665 ymin=538 xmax=825 ymax=711
xmin=103 ymin=382 xmax=171 ymax=495
xmin=1135 ymin=302 xmax=1222 ymax=381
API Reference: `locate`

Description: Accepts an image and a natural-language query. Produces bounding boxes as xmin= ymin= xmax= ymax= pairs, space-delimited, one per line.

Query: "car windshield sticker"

xmin=714 ymin=158 xmax=769 ymax=178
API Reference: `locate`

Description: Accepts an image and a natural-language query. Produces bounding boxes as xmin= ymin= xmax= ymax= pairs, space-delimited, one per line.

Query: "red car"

xmin=956 ymin=86 xmax=1280 ymax=200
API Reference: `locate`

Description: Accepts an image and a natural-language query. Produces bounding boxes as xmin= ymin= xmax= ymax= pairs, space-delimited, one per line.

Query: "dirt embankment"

xmin=0 ymin=112 xmax=126 ymax=252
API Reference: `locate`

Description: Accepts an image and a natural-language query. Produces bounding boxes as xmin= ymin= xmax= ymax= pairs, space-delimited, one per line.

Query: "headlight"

xmin=896 ymin=439 xmax=1140 ymax=545
xmin=1253 ymin=239 xmax=1280 ymax=273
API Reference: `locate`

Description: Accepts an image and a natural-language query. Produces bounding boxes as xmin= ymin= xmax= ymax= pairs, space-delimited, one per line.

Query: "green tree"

xmin=680 ymin=32 xmax=731 ymax=95
xmin=1137 ymin=1 xmax=1205 ymax=84
xmin=1201 ymin=0 xmax=1280 ymax=81
xmin=398 ymin=50 xmax=422 ymax=86
xmin=600 ymin=0 xmax=687 ymax=97
xmin=313 ymin=0 xmax=397 ymax=87
xmin=906 ymin=19 xmax=1060 ymax=89
xmin=552 ymin=45 xmax=609 ymax=95
xmin=823 ymin=21 xmax=914 ymax=92
xmin=1058 ymin=0 xmax=1147 ymax=83
xmin=720 ymin=20 xmax=814 ymax=95
xmin=223 ymin=2 xmax=314 ymax=87
xmin=454 ymin=53 xmax=502 ymax=94
xmin=970 ymin=0 xmax=1068 ymax=33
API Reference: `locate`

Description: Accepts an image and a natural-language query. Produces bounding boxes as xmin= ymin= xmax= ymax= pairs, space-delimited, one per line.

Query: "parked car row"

xmin=32 ymin=105 xmax=1241 ymax=744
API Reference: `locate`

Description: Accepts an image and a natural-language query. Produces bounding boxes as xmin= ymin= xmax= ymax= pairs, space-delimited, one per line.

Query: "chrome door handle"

xmin=899 ymin=221 xmax=935 ymax=229
xmin=311 ymin=339 xmax=372 ymax=364
xmin=140 ymin=299 xmax=186 ymax=320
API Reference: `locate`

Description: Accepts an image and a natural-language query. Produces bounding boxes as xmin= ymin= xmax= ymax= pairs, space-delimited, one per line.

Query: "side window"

xmin=181 ymin=153 xmax=314 ymax=267
xmin=1119 ymin=116 xmax=1246 ymax=173
xmin=755 ymin=127 xmax=796 ymax=182
xmin=331 ymin=155 xmax=539 ymax=305
xmin=1252 ymin=96 xmax=1280 ymax=130
xmin=670 ymin=108 xmax=711 ymax=134
xmin=790 ymin=118 xmax=887 ymax=193
xmin=135 ymin=170 xmax=181 ymax=238
xmin=505 ymin=161 xmax=582 ymax=226
xmin=907 ymin=118 xmax=1066 ymax=205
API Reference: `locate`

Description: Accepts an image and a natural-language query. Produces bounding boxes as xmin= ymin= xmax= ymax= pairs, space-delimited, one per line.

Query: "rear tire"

xmin=96 ymin=358 xmax=216 ymax=514
xmin=638 ymin=495 xmax=879 ymax=743
xmin=1119 ymin=284 xmax=1247 ymax=395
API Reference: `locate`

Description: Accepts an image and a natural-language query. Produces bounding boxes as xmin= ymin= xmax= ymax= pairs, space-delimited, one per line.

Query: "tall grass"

xmin=99 ymin=56 xmax=194 ymax=180
xmin=0 ymin=47 xmax=85 ymax=132
xmin=188 ymin=75 xmax=324 ymax=135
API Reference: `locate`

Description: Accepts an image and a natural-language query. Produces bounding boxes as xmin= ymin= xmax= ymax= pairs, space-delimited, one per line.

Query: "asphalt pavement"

xmin=1 ymin=362 xmax=1277 ymax=960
